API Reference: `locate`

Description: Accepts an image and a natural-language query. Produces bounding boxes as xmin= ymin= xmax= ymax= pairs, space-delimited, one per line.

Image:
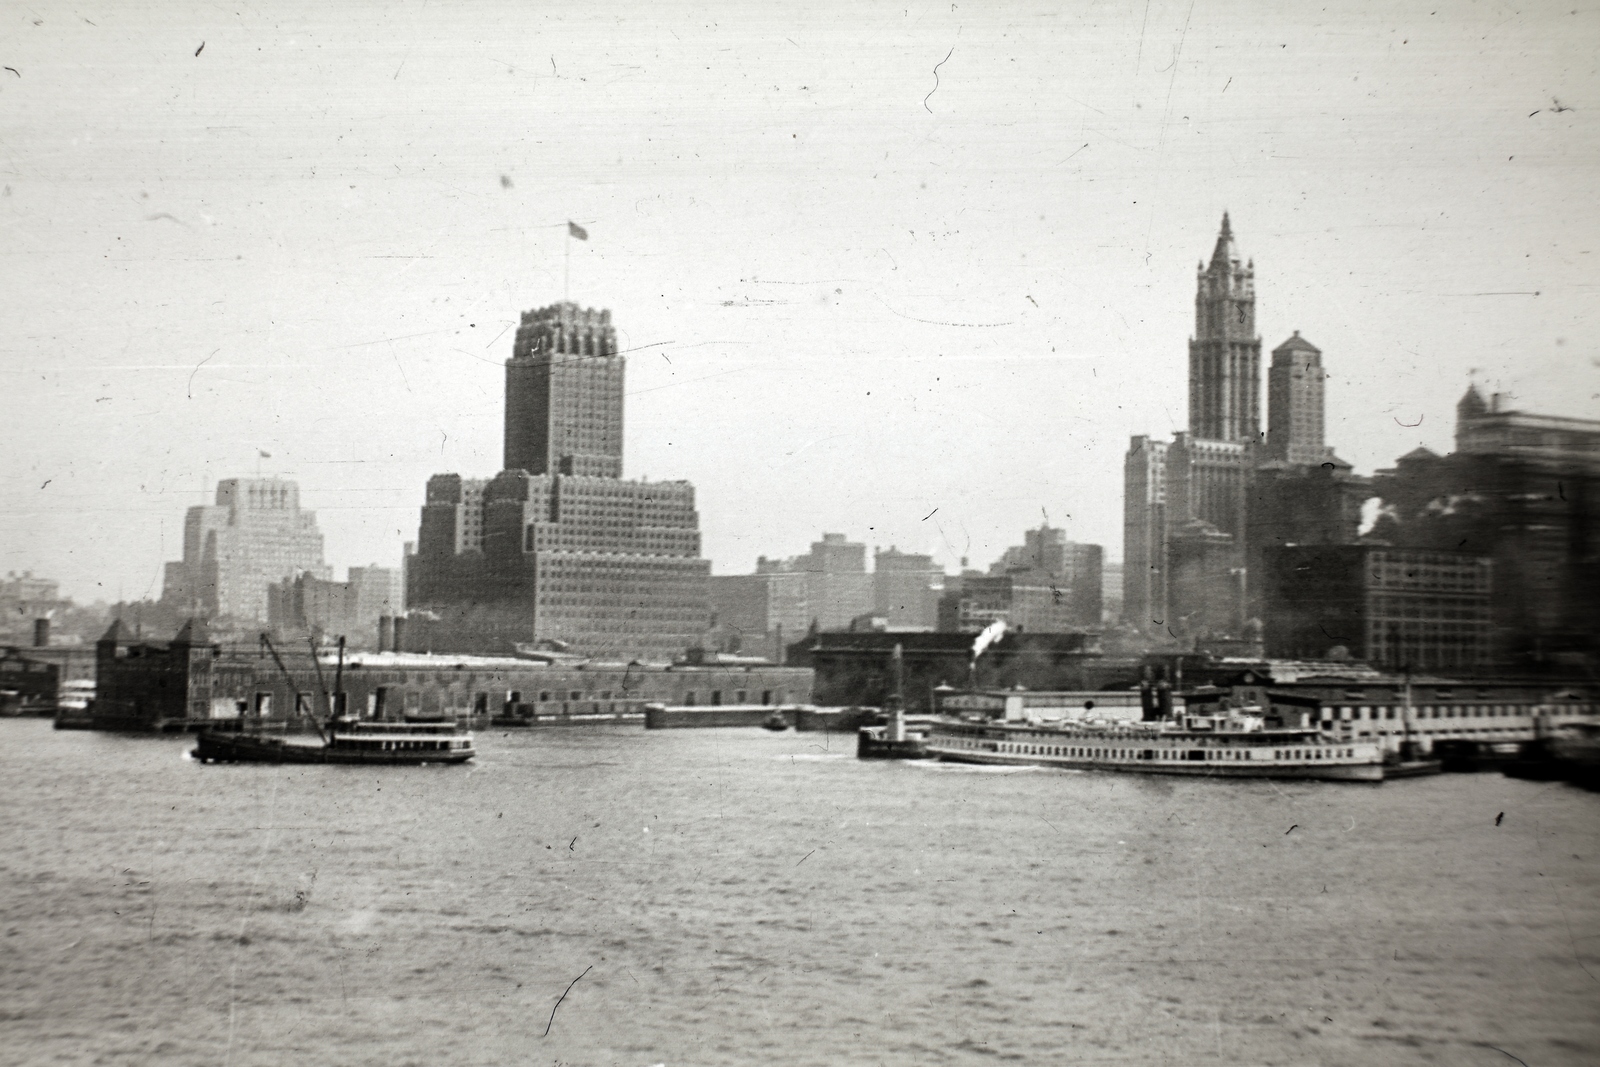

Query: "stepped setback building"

xmin=160 ymin=478 xmax=329 ymax=622
xmin=407 ymin=303 xmax=710 ymax=660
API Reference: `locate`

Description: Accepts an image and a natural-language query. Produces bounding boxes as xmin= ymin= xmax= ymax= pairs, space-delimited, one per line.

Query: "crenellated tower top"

xmin=512 ymin=303 xmax=617 ymax=361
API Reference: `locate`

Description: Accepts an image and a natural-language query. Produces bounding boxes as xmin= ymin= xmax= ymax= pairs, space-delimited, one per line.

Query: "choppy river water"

xmin=1 ymin=719 xmax=1597 ymax=1066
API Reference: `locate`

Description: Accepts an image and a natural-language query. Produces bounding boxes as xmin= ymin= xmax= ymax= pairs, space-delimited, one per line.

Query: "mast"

xmin=259 ymin=633 xmax=327 ymax=744
xmin=307 ymin=634 xmax=335 ymax=731
xmin=333 ymin=635 xmax=346 ymax=718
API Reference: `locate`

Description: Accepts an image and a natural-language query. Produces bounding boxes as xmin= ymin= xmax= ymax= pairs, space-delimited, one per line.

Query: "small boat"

xmin=1382 ymin=740 xmax=1442 ymax=779
xmin=855 ymin=650 xmax=931 ymax=760
xmin=192 ymin=633 xmax=474 ymax=766
xmin=761 ymin=710 xmax=791 ymax=731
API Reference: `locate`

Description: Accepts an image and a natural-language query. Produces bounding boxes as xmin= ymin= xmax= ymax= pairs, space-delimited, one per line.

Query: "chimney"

xmin=378 ymin=615 xmax=394 ymax=652
xmin=33 ymin=618 xmax=49 ymax=648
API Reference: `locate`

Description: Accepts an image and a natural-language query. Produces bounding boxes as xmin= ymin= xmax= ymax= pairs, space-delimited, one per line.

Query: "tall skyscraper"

xmin=1266 ymin=332 xmax=1328 ymax=464
xmin=161 ymin=478 xmax=329 ymax=621
xmin=1188 ymin=212 xmax=1261 ymax=444
xmin=504 ymin=304 xmax=625 ymax=477
xmin=409 ymin=302 xmax=710 ymax=661
xmin=1122 ymin=436 xmax=1169 ymax=627
xmin=1122 ymin=215 xmax=1368 ymax=642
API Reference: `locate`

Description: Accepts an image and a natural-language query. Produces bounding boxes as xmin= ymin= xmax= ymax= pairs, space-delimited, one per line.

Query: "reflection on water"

xmin=1 ymin=720 xmax=1597 ymax=1066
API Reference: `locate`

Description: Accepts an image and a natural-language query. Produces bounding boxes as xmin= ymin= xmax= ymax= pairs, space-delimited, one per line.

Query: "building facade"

xmin=985 ymin=524 xmax=1103 ymax=628
xmin=1368 ymin=389 xmax=1600 ymax=666
xmin=408 ymin=303 xmax=711 ymax=661
xmin=791 ymin=630 xmax=1113 ymax=713
xmin=1266 ymin=332 xmax=1329 ymax=465
xmin=160 ymin=478 xmax=329 ymax=622
xmin=88 ymin=620 xmax=811 ymax=731
xmin=1188 ymin=213 xmax=1261 ymax=444
xmin=267 ymin=564 xmax=403 ymax=648
xmin=1261 ymin=545 xmax=1493 ymax=670
xmin=1122 ymin=436 xmax=1169 ymax=628
xmin=873 ymin=546 xmax=944 ymax=629
xmin=504 ymin=304 xmax=625 ymax=478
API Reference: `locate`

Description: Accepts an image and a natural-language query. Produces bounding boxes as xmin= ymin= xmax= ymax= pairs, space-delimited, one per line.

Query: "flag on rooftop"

xmin=568 ymin=221 xmax=588 ymax=241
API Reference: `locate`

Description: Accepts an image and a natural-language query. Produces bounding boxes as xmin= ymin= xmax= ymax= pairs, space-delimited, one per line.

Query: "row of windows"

xmin=1329 ymin=704 xmax=1534 ymax=721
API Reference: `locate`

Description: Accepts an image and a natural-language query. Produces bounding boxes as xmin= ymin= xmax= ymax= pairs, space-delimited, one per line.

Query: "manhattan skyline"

xmin=3 ymin=1 xmax=1596 ymax=603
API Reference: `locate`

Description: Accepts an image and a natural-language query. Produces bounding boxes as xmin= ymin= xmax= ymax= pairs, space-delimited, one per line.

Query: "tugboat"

xmin=857 ymin=643 xmax=932 ymax=760
xmin=192 ymin=635 xmax=475 ymax=766
xmin=761 ymin=708 xmax=791 ymax=731
xmin=1382 ymin=740 xmax=1443 ymax=779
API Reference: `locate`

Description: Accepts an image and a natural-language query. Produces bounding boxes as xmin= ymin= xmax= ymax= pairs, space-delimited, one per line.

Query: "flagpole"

xmin=564 ymin=224 xmax=570 ymax=305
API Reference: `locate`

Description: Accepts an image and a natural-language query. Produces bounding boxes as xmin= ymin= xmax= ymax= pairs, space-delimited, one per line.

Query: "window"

xmin=711 ymin=690 xmax=723 ymax=706
xmin=254 ymin=692 xmax=272 ymax=716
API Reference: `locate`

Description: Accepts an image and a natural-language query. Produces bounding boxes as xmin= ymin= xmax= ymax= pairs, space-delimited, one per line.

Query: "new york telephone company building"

xmin=406 ymin=303 xmax=712 ymax=661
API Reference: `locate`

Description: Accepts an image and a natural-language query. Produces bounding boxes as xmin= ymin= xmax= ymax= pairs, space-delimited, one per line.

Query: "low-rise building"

xmin=87 ymin=619 xmax=812 ymax=731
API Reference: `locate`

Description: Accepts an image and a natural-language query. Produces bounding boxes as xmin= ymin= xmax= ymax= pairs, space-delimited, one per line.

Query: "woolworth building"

xmin=1123 ymin=215 xmax=1369 ymax=641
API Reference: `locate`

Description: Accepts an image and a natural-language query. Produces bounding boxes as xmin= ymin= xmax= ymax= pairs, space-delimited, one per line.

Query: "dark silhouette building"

xmin=1368 ymin=389 xmax=1600 ymax=667
xmin=1261 ymin=545 xmax=1493 ymax=670
xmin=408 ymin=303 xmax=711 ymax=661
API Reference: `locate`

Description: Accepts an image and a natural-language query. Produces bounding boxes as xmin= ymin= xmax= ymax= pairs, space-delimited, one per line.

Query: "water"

xmin=2 ymin=719 xmax=1597 ymax=1067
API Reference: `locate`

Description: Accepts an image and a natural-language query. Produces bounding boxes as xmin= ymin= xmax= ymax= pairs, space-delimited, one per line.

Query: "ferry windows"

xmin=736 ymin=690 xmax=747 ymax=704
xmin=762 ymin=690 xmax=773 ymax=705
xmin=333 ymin=692 xmax=348 ymax=715
xmin=711 ymin=690 xmax=723 ymax=706
xmin=295 ymin=692 xmax=313 ymax=714
xmin=684 ymin=691 xmax=696 ymax=706
xmin=570 ymin=691 xmax=582 ymax=702
xmin=254 ymin=692 xmax=272 ymax=716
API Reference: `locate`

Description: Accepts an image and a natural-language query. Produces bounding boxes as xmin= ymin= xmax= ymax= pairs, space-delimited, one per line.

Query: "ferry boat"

xmin=192 ymin=633 xmax=474 ymax=765
xmin=193 ymin=718 xmax=476 ymax=765
xmin=925 ymin=707 xmax=1383 ymax=782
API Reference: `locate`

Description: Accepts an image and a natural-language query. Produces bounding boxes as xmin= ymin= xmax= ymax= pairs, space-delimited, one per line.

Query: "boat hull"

xmin=932 ymin=748 xmax=1382 ymax=781
xmin=192 ymin=732 xmax=474 ymax=765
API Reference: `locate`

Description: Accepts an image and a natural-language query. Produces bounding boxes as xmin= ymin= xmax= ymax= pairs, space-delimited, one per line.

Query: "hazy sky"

xmin=4 ymin=0 xmax=1596 ymax=604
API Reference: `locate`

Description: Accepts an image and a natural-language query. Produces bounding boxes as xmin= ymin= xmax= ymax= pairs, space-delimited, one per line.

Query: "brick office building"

xmin=1261 ymin=545 xmax=1493 ymax=671
xmin=407 ymin=303 xmax=711 ymax=661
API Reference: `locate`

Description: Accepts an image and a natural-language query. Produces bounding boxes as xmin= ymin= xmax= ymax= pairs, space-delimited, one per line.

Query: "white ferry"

xmin=926 ymin=708 xmax=1383 ymax=782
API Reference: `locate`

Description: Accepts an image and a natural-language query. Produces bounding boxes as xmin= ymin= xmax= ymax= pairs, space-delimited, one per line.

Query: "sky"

xmin=3 ymin=0 xmax=1597 ymax=604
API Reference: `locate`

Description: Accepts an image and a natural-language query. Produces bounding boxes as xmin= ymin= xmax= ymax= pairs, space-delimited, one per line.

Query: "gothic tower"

xmin=1188 ymin=213 xmax=1261 ymax=444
